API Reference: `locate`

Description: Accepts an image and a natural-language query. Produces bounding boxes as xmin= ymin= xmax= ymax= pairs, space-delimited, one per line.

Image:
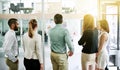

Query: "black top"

xmin=78 ymin=29 xmax=98 ymax=54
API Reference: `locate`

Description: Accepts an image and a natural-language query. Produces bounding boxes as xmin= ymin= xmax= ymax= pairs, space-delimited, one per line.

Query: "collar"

xmin=56 ymin=24 xmax=62 ymax=26
xmin=9 ymin=29 xmax=15 ymax=33
xmin=9 ymin=29 xmax=14 ymax=31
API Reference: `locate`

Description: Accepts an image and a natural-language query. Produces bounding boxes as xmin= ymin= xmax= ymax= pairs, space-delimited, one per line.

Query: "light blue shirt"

xmin=49 ymin=24 xmax=74 ymax=54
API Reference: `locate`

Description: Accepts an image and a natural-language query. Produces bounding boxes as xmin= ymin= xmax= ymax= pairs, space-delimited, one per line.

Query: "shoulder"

xmin=83 ymin=30 xmax=90 ymax=34
xmin=100 ymin=32 xmax=108 ymax=40
xmin=35 ymin=33 xmax=41 ymax=39
xmin=23 ymin=32 xmax=28 ymax=37
xmin=94 ymin=28 xmax=98 ymax=32
xmin=101 ymin=32 xmax=108 ymax=36
xmin=64 ymin=28 xmax=69 ymax=34
xmin=5 ymin=30 xmax=15 ymax=38
xmin=49 ymin=27 xmax=55 ymax=33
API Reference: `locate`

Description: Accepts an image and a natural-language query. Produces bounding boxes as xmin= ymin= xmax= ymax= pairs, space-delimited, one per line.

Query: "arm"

xmin=97 ymin=33 xmax=108 ymax=57
xmin=65 ymin=30 xmax=74 ymax=56
xmin=78 ymin=31 xmax=86 ymax=45
xmin=35 ymin=35 xmax=43 ymax=64
xmin=3 ymin=35 xmax=18 ymax=62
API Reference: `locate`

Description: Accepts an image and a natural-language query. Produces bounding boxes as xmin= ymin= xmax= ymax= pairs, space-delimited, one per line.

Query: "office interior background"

xmin=0 ymin=0 xmax=120 ymax=70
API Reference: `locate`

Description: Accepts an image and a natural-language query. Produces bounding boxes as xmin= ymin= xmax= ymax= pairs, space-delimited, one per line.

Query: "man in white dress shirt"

xmin=2 ymin=18 xmax=19 ymax=70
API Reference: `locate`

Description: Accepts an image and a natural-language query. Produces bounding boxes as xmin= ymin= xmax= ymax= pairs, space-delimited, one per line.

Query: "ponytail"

xmin=28 ymin=19 xmax=37 ymax=38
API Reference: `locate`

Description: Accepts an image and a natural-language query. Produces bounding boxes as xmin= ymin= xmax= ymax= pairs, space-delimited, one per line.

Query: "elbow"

xmin=78 ymin=41 xmax=82 ymax=45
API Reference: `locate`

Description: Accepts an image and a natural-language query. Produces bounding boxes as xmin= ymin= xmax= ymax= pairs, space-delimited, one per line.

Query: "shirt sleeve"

xmin=3 ymin=35 xmax=17 ymax=62
xmin=35 ymin=35 xmax=43 ymax=64
xmin=78 ymin=31 xmax=87 ymax=45
xmin=64 ymin=29 xmax=74 ymax=53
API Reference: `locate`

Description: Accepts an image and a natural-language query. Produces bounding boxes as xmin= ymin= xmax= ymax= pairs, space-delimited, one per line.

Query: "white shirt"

xmin=23 ymin=32 xmax=43 ymax=64
xmin=3 ymin=29 xmax=18 ymax=62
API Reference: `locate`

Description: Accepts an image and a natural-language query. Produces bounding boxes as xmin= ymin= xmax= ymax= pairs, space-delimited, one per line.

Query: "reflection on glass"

xmin=119 ymin=14 xmax=120 ymax=49
xmin=106 ymin=15 xmax=117 ymax=50
xmin=106 ymin=6 xmax=118 ymax=14
xmin=0 ymin=0 xmax=42 ymax=14
xmin=106 ymin=5 xmax=118 ymax=50
xmin=105 ymin=5 xmax=119 ymax=67
xmin=62 ymin=0 xmax=76 ymax=14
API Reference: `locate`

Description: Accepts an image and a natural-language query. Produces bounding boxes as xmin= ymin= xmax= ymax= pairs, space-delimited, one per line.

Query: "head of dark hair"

xmin=8 ymin=18 xmax=18 ymax=28
xmin=54 ymin=14 xmax=63 ymax=24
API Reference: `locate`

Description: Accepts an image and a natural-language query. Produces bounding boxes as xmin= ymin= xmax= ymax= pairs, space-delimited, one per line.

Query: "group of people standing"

xmin=2 ymin=13 xmax=109 ymax=70
xmin=78 ymin=14 xmax=109 ymax=70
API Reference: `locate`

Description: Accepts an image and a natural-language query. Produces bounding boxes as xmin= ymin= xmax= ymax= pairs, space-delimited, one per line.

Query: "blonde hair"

xmin=28 ymin=19 xmax=37 ymax=38
xmin=83 ymin=14 xmax=95 ymax=32
xmin=99 ymin=20 xmax=109 ymax=33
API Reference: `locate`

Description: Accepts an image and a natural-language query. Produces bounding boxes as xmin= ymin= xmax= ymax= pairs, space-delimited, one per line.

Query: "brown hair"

xmin=54 ymin=14 xmax=63 ymax=24
xmin=99 ymin=19 xmax=109 ymax=33
xmin=83 ymin=14 xmax=95 ymax=32
xmin=28 ymin=19 xmax=37 ymax=38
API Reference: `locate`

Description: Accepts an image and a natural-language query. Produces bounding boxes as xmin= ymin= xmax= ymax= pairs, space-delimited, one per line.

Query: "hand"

xmin=96 ymin=53 xmax=99 ymax=63
xmin=96 ymin=52 xmax=99 ymax=57
xmin=68 ymin=51 xmax=73 ymax=57
xmin=40 ymin=64 xmax=44 ymax=70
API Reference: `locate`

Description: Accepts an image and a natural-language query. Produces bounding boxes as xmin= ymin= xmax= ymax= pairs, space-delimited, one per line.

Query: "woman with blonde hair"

xmin=78 ymin=14 xmax=98 ymax=70
xmin=97 ymin=20 xmax=109 ymax=70
xmin=23 ymin=19 xmax=43 ymax=70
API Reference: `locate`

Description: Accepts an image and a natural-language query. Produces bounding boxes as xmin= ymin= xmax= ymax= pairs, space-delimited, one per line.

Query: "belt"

xmin=51 ymin=51 xmax=68 ymax=59
xmin=51 ymin=50 xmax=66 ymax=54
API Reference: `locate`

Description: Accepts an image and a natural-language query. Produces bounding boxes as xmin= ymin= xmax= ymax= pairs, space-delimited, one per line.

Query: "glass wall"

xmin=0 ymin=0 xmax=98 ymax=70
xmin=106 ymin=5 xmax=118 ymax=50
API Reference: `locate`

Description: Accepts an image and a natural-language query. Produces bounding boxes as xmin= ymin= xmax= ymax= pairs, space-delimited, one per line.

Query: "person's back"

xmin=49 ymin=24 xmax=73 ymax=53
xmin=79 ymin=29 xmax=98 ymax=54
xmin=49 ymin=14 xmax=74 ymax=70
xmin=78 ymin=14 xmax=98 ymax=70
xmin=23 ymin=19 xmax=43 ymax=70
xmin=23 ymin=32 xmax=41 ymax=59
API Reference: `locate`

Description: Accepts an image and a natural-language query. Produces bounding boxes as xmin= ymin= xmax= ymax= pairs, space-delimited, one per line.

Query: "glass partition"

xmin=106 ymin=5 xmax=118 ymax=50
xmin=0 ymin=0 xmax=98 ymax=70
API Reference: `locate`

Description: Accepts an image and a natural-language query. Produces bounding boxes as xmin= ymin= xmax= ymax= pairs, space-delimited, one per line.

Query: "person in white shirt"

xmin=3 ymin=18 xmax=19 ymax=70
xmin=23 ymin=19 xmax=43 ymax=70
